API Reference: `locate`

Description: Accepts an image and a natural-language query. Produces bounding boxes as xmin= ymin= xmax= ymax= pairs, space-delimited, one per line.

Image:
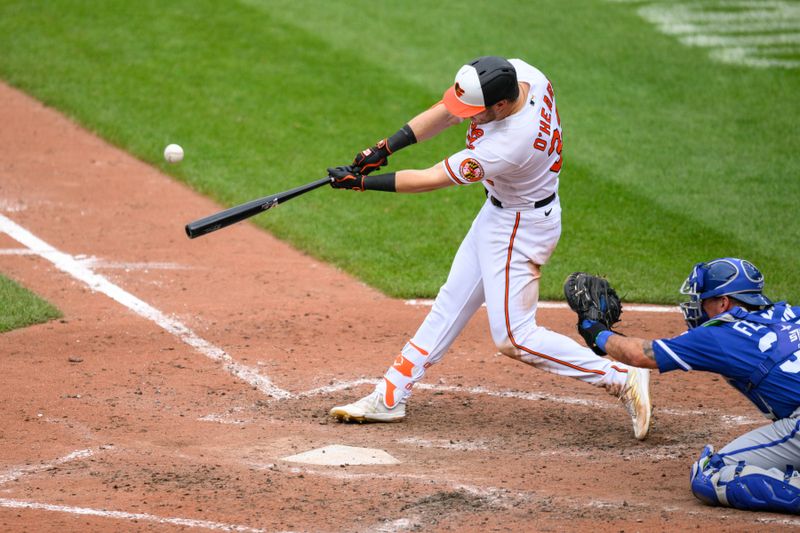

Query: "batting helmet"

xmin=442 ymin=56 xmax=519 ymax=118
xmin=679 ymin=258 xmax=773 ymax=329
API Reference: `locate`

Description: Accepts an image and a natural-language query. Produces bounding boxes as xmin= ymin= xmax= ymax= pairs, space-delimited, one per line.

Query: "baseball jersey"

xmin=442 ymin=59 xmax=563 ymax=209
xmin=653 ymin=303 xmax=800 ymax=420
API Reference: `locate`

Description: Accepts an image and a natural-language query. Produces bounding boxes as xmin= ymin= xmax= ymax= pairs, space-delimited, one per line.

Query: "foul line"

xmin=0 ymin=214 xmax=291 ymax=399
xmin=0 ymin=499 xmax=268 ymax=533
xmin=0 ymin=248 xmax=37 ymax=255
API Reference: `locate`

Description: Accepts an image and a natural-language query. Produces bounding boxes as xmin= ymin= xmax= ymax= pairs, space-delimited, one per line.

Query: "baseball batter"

xmin=576 ymin=258 xmax=800 ymax=514
xmin=327 ymin=56 xmax=652 ymax=439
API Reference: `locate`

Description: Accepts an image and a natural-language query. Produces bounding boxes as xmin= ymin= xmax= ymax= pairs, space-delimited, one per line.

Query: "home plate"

xmin=281 ymin=445 xmax=399 ymax=466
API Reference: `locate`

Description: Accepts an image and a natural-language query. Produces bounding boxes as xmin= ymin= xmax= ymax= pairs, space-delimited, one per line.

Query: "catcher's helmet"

xmin=679 ymin=258 xmax=772 ymax=329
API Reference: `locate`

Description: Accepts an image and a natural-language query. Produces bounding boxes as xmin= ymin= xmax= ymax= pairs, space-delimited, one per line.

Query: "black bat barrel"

xmin=185 ymin=177 xmax=330 ymax=239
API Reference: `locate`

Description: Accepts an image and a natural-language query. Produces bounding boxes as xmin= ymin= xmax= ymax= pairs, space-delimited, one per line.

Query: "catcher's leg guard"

xmin=691 ymin=444 xmax=800 ymax=514
xmin=719 ymin=463 xmax=800 ymax=514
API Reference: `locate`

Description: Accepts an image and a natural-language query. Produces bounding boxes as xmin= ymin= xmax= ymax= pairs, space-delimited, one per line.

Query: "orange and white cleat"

xmin=329 ymin=390 xmax=406 ymax=423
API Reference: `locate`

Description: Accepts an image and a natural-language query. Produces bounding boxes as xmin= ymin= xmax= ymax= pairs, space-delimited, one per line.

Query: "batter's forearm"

xmin=604 ymin=335 xmax=659 ymax=369
xmin=407 ymin=103 xmax=463 ymax=142
xmin=394 ymin=166 xmax=454 ymax=193
xmin=335 ymin=164 xmax=453 ymax=193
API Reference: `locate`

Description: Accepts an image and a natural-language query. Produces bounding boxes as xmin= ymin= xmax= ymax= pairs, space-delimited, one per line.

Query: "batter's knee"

xmin=497 ymin=341 xmax=523 ymax=359
xmin=490 ymin=315 xmax=539 ymax=357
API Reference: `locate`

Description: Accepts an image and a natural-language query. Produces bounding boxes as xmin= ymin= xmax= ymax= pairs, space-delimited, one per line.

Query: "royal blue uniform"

xmin=653 ymin=303 xmax=800 ymax=514
xmin=654 ymin=303 xmax=800 ymax=420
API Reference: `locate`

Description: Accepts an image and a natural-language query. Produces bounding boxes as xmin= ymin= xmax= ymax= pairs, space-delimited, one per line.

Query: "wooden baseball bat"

xmin=185 ymin=177 xmax=331 ymax=239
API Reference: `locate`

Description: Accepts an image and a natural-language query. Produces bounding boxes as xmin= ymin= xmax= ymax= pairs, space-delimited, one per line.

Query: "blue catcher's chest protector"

xmin=706 ymin=304 xmax=800 ymax=420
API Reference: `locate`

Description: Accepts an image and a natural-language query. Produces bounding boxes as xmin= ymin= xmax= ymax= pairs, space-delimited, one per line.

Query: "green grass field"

xmin=0 ymin=0 xmax=797 ymax=304
xmin=0 ymin=274 xmax=61 ymax=333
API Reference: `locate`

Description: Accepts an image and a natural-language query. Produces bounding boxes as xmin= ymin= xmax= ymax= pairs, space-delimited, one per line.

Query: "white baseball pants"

xmin=377 ymin=198 xmax=631 ymax=408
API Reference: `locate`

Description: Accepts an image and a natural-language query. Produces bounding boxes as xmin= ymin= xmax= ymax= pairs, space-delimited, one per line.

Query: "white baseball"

xmin=164 ymin=143 xmax=184 ymax=163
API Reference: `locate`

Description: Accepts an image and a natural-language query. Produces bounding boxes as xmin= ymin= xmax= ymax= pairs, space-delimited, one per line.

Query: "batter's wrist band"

xmin=364 ymin=172 xmax=396 ymax=192
xmin=386 ymin=124 xmax=417 ymax=153
xmin=596 ymin=330 xmax=615 ymax=353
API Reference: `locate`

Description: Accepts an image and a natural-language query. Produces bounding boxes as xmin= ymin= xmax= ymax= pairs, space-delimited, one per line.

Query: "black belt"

xmin=487 ymin=190 xmax=556 ymax=210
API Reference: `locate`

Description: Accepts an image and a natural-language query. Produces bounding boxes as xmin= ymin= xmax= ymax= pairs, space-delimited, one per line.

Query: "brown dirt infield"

xmin=0 ymin=82 xmax=796 ymax=532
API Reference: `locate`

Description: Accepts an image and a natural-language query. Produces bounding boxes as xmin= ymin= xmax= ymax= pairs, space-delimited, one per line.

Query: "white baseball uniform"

xmin=377 ymin=59 xmax=632 ymax=408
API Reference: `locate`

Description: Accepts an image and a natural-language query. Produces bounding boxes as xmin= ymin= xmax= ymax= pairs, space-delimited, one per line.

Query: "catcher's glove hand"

xmin=563 ymin=272 xmax=622 ymax=355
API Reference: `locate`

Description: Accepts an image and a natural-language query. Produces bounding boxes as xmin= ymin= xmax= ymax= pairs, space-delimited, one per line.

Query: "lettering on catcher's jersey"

xmin=459 ymin=158 xmax=485 ymax=182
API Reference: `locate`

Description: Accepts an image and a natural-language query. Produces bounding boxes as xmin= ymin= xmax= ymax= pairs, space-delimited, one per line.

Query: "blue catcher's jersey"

xmin=653 ymin=303 xmax=800 ymax=420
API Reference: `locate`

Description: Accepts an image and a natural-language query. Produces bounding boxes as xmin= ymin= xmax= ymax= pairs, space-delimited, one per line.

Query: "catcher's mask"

xmin=679 ymin=258 xmax=772 ymax=329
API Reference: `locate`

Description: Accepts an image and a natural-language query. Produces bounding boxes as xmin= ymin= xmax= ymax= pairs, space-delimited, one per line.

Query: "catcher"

xmin=566 ymin=258 xmax=800 ymax=515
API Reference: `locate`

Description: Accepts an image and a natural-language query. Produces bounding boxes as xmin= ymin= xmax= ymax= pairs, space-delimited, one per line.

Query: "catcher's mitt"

xmin=563 ymin=272 xmax=622 ymax=327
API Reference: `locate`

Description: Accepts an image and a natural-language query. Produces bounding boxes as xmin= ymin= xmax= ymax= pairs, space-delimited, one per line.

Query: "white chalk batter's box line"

xmin=2 ymin=213 xmax=763 ymax=431
xmin=405 ymin=298 xmax=681 ymax=313
xmin=0 ymin=214 xmax=291 ymax=400
xmin=0 ymin=449 xmax=274 ymax=533
xmin=199 ymin=377 xmax=764 ymax=427
xmin=0 ymin=247 xmax=191 ymax=271
xmin=0 ymin=449 xmax=96 ymax=486
xmin=0 ymin=498 xmax=273 ymax=533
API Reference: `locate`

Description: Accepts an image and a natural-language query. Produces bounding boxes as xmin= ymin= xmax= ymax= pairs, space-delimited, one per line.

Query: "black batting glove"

xmin=328 ymin=165 xmax=365 ymax=191
xmin=353 ymin=139 xmax=390 ymax=175
xmin=578 ymin=319 xmax=610 ymax=356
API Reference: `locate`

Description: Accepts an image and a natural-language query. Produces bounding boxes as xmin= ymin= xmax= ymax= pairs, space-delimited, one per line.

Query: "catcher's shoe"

xmin=329 ymin=390 xmax=406 ymax=423
xmin=691 ymin=445 xmax=716 ymax=481
xmin=619 ymin=367 xmax=652 ymax=440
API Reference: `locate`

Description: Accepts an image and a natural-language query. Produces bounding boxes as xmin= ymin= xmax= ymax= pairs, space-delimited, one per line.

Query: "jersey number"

xmin=780 ymin=352 xmax=800 ymax=374
xmin=532 ymin=82 xmax=563 ymax=173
